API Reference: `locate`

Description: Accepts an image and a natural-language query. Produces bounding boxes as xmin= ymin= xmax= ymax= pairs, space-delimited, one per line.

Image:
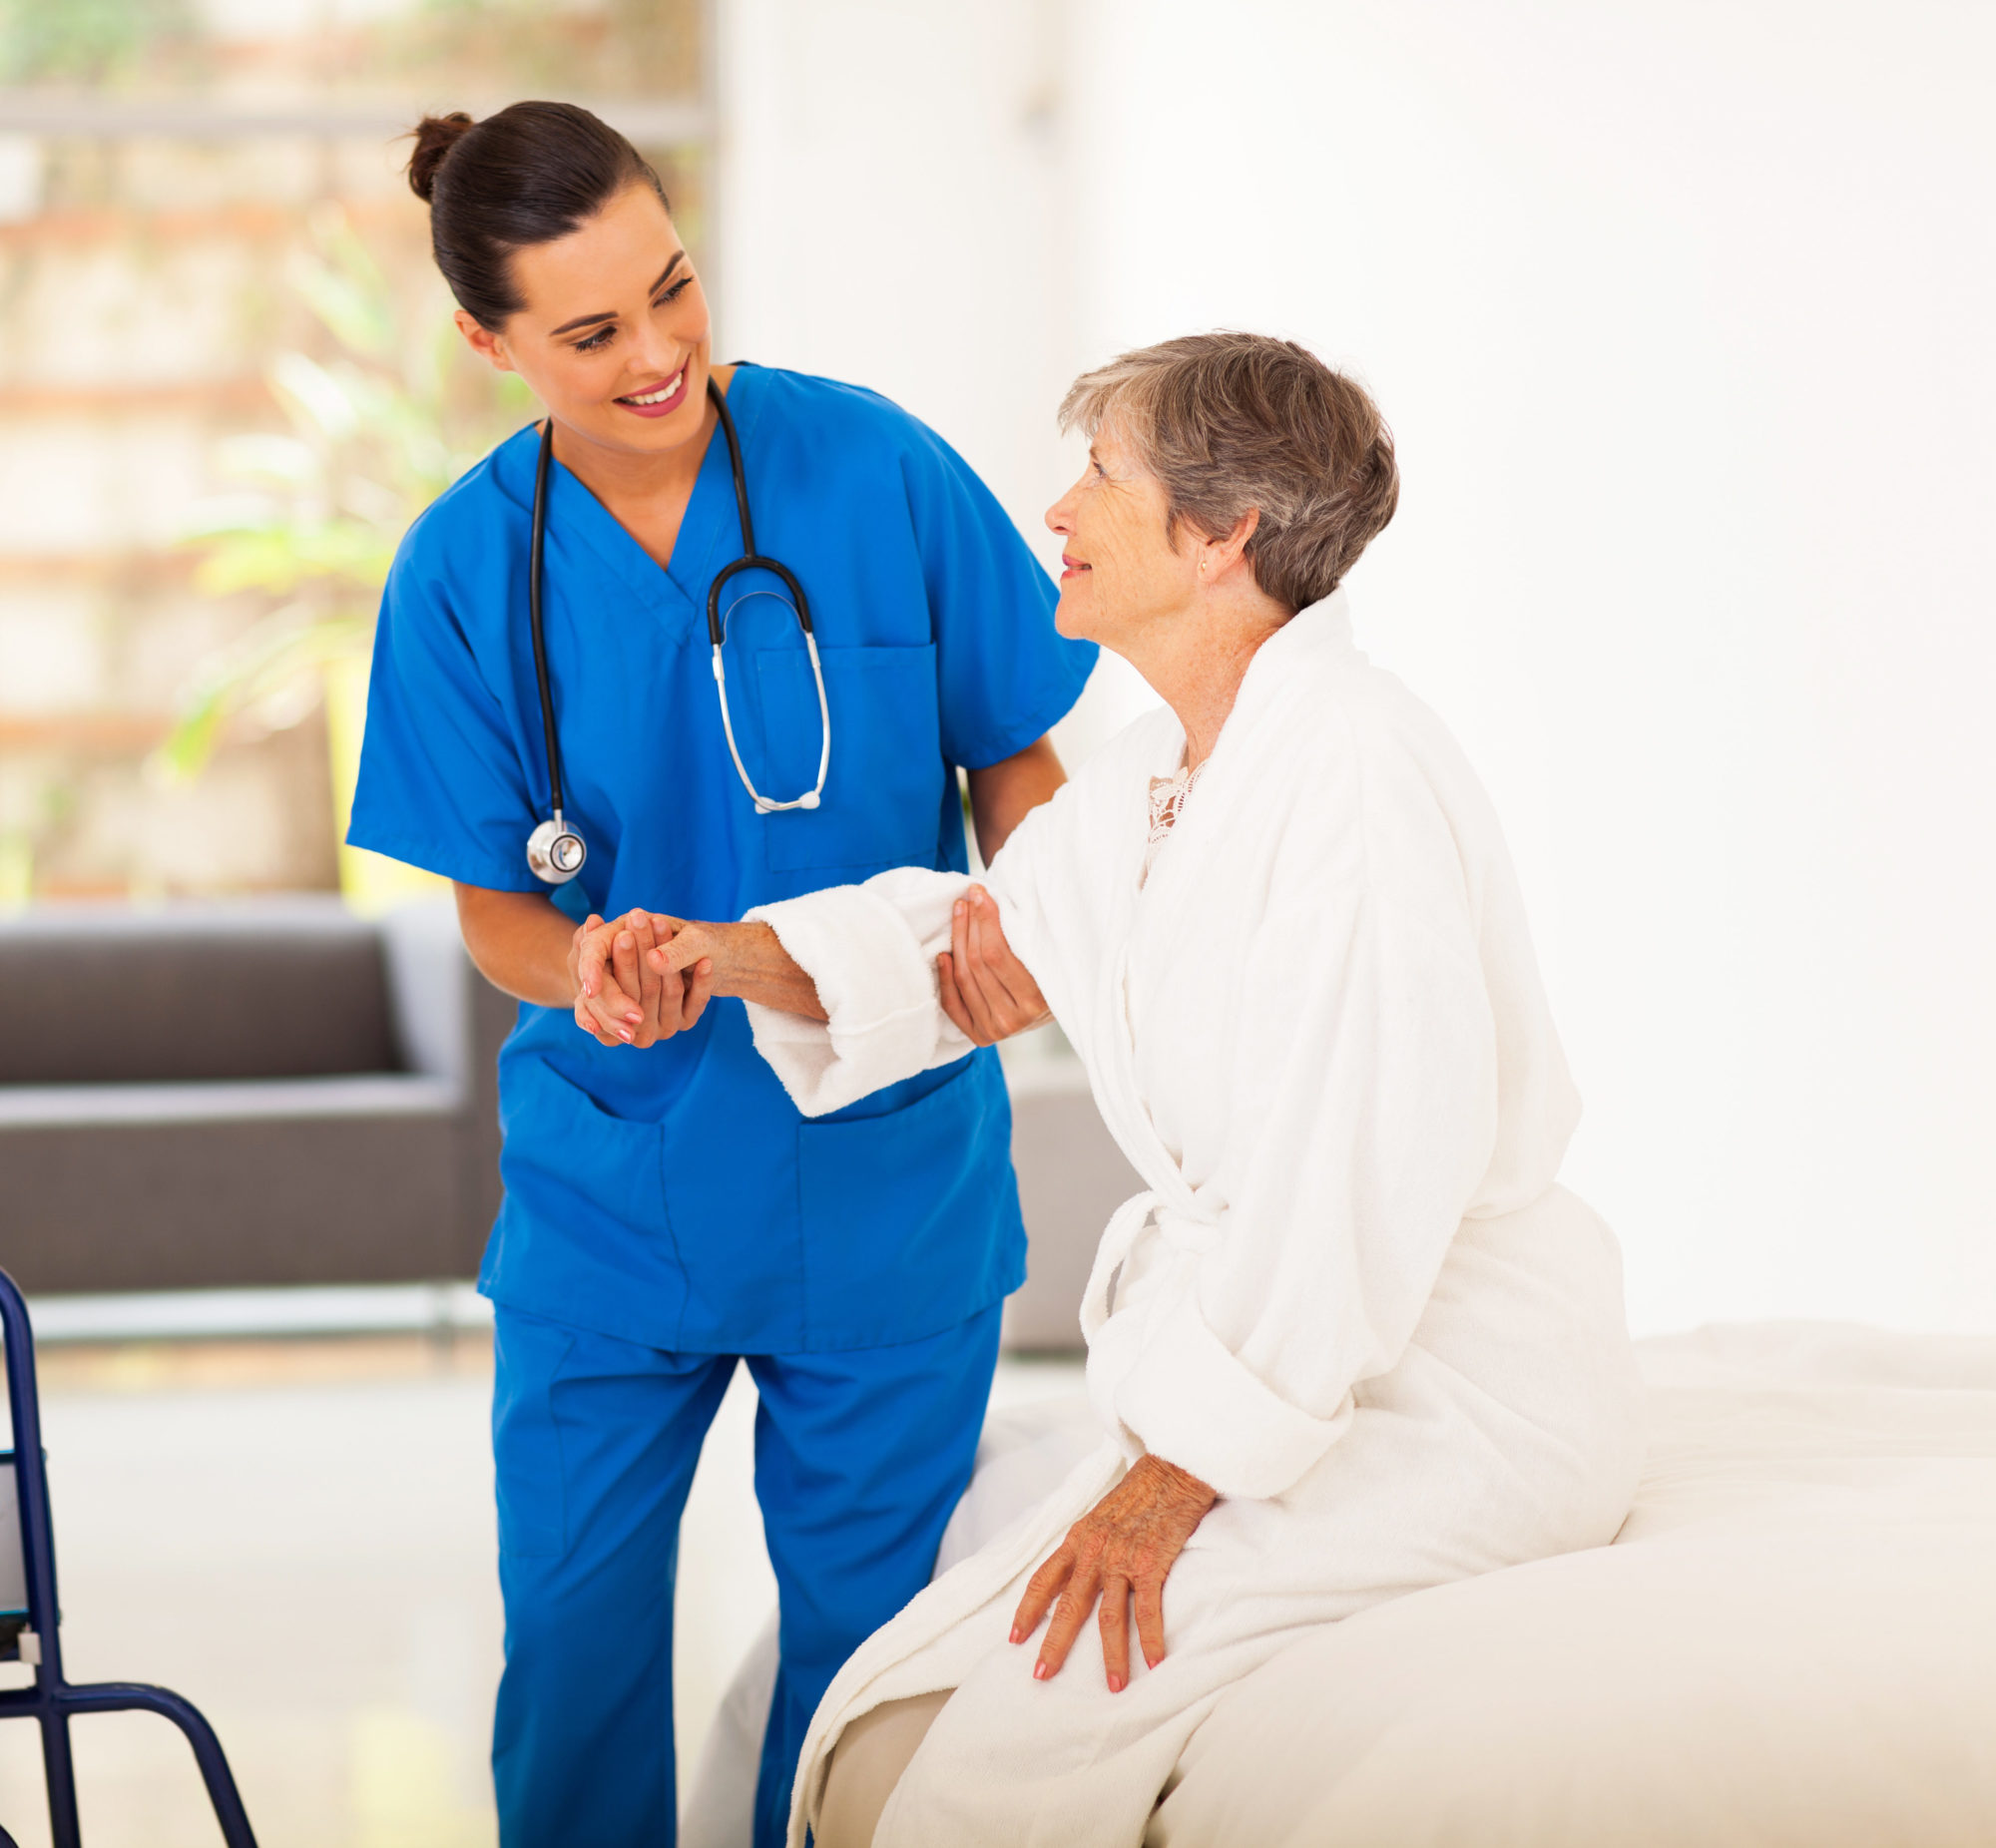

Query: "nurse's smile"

xmin=614 ymin=366 xmax=689 ymax=417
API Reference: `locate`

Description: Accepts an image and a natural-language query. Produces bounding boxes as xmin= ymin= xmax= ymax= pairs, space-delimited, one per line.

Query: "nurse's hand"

xmin=568 ymin=911 xmax=653 ymax=1044
xmin=570 ymin=911 xmax=714 ymax=1047
xmin=937 ymin=885 xmax=1051 ymax=1044
xmin=1009 ymin=1454 xmax=1217 ymax=1693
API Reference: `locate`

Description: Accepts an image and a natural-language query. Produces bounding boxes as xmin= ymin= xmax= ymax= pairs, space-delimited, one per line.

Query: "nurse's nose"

xmin=629 ymin=319 xmax=684 ymax=385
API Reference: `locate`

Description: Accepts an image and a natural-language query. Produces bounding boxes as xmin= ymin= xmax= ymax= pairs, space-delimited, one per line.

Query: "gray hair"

xmin=1059 ymin=331 xmax=1399 ymax=615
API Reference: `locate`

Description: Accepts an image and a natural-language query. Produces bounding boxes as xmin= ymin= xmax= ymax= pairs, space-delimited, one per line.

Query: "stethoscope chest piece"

xmin=526 ymin=814 xmax=586 ymax=884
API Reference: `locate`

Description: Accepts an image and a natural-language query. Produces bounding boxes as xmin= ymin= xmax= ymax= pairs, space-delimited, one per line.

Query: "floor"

xmin=0 ymin=1331 xmax=1084 ymax=1848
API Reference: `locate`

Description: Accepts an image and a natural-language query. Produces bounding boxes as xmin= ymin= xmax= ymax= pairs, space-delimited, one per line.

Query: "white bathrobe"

xmin=745 ymin=593 xmax=1647 ymax=1848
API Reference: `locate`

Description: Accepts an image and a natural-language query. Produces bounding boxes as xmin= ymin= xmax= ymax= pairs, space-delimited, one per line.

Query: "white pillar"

xmin=714 ymin=0 xmax=1077 ymax=534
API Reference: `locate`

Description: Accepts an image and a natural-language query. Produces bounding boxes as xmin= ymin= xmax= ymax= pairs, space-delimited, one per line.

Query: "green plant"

xmin=0 ymin=0 xmax=203 ymax=85
xmin=155 ymin=205 xmax=531 ymax=788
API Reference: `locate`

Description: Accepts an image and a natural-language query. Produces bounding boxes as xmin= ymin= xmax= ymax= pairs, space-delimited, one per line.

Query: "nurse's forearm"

xmin=671 ymin=920 xmax=829 ymax=1022
xmin=453 ymin=883 xmax=578 ymax=1010
xmin=967 ymin=735 xmax=1066 ymax=863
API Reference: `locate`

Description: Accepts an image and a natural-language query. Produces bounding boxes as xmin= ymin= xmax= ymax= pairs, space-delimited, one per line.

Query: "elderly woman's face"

xmin=1045 ymin=420 xmax=1195 ymax=650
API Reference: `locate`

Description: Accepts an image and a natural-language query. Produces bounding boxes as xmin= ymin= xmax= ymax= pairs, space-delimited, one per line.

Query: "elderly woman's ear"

xmin=1187 ymin=506 xmax=1261 ymax=589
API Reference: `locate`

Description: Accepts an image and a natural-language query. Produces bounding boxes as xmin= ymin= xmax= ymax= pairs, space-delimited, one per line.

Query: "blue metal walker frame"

xmin=0 ymin=1266 xmax=257 ymax=1848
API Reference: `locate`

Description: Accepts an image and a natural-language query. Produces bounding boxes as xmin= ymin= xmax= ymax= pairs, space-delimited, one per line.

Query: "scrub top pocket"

xmin=754 ymin=644 xmax=947 ymax=874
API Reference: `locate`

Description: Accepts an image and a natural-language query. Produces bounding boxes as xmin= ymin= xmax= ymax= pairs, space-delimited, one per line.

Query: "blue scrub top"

xmin=349 ymin=365 xmax=1096 ymax=1354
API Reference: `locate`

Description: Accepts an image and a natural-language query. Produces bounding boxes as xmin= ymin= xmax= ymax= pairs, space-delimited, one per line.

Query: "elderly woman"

xmin=579 ymin=332 xmax=1646 ymax=1847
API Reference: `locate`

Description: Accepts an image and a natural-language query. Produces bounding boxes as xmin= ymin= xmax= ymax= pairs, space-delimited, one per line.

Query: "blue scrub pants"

xmin=490 ymin=1302 xmax=1002 ymax=1848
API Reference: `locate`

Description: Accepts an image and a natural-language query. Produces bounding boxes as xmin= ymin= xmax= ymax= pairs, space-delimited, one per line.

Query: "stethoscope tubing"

xmin=528 ymin=417 xmax=568 ymax=820
xmin=523 ymin=374 xmax=831 ymax=879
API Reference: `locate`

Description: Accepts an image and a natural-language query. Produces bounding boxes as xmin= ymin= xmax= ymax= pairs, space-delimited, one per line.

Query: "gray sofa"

xmin=0 ymin=901 xmax=1132 ymax=1349
xmin=0 ymin=899 xmax=510 ymax=1295
xmin=1000 ymin=1058 xmax=1141 ymax=1352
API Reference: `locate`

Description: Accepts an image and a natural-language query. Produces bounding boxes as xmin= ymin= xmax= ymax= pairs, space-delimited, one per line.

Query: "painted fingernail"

xmin=1008 ymin=1625 xmax=1023 ymax=1644
xmin=618 ymin=1029 xmax=634 ymax=1043
xmin=953 ymin=901 xmax=964 ymax=918
xmin=619 ymin=932 xmax=633 ymax=948
xmin=1033 ymin=1661 xmax=1049 ymax=1680
xmin=1108 ymin=1673 xmax=1124 ymax=1693
xmin=1145 ymin=1653 xmax=1161 ymax=1669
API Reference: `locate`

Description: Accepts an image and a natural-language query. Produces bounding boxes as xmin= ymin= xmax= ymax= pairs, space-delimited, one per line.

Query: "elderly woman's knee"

xmin=814 ymin=1689 xmax=953 ymax=1848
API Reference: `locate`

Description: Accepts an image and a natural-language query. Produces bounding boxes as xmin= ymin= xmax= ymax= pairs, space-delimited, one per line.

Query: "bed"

xmin=683 ymin=1323 xmax=1996 ymax=1846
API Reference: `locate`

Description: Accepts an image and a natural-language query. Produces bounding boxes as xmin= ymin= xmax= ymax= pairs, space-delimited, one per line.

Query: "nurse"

xmin=348 ymin=102 xmax=1095 ymax=1848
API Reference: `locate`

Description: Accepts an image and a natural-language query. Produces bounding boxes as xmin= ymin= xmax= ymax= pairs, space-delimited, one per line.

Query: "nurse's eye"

xmin=652 ymin=276 xmax=694 ymax=309
xmin=573 ymin=325 xmax=616 ymax=353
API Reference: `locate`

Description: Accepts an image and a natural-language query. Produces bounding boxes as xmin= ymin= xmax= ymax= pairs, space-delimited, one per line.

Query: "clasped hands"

xmin=567 ymin=883 xmax=1050 ymax=1049
xmin=567 ymin=910 xmax=717 ymax=1047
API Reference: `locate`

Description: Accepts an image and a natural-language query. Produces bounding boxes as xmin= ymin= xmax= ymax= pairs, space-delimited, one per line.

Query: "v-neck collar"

xmin=1127 ymin=590 xmax=1358 ymax=950
xmin=502 ymin=364 xmax=766 ymax=639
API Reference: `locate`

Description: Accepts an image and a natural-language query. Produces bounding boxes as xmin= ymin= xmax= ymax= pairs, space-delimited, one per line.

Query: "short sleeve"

xmin=346 ymin=541 xmax=541 ymax=893
xmin=899 ymin=424 xmax=1097 ymax=770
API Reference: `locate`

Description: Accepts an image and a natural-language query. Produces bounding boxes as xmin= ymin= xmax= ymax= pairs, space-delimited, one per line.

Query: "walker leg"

xmin=159 ymin=1694 xmax=258 ymax=1848
xmin=39 ymin=1706 xmax=81 ymax=1848
xmin=58 ymin=1683 xmax=258 ymax=1848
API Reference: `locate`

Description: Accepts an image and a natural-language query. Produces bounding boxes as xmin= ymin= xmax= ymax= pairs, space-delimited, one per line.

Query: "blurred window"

xmin=0 ymin=0 xmax=708 ymax=903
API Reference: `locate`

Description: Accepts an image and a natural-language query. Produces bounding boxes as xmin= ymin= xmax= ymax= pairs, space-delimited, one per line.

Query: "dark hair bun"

xmin=406 ymin=101 xmax=669 ymax=329
xmin=408 ymin=113 xmax=476 ymax=203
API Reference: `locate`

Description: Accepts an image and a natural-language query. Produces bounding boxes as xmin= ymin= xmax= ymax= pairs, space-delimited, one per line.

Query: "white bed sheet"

xmin=1155 ymin=1322 xmax=1996 ymax=1846
xmin=684 ymin=1324 xmax=1996 ymax=1847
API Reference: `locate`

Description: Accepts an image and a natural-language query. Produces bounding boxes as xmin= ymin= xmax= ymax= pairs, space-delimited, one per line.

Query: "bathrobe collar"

xmin=1100 ymin=590 xmax=1363 ymax=1232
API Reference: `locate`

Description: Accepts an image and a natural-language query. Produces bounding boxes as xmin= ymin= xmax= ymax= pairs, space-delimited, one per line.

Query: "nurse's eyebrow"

xmin=547 ymin=253 xmax=688 ymax=338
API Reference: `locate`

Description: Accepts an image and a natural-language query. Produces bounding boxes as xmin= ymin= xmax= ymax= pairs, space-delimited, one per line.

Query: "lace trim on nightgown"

xmin=1141 ymin=759 xmax=1205 ymax=887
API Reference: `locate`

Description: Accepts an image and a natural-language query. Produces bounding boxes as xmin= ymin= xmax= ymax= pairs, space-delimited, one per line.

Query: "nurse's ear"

xmin=455 ymin=307 xmax=517 ymax=375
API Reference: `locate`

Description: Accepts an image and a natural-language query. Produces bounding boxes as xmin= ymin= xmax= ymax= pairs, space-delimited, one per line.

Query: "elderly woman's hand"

xmin=938 ymin=884 xmax=1050 ymax=1044
xmin=1010 ymin=1454 xmax=1217 ymax=1692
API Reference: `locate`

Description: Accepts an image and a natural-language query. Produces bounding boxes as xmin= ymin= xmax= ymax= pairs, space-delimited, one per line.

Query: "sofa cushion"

xmin=0 ymin=1080 xmax=467 ymax=1291
xmin=0 ymin=903 xmax=399 ymax=1086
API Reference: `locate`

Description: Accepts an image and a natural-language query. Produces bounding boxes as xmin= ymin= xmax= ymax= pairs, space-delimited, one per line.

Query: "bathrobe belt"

xmin=1080 ymin=1190 xmax=1222 ymax=1343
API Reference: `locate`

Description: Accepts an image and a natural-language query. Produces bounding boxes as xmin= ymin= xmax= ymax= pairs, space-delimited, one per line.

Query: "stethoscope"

xmin=524 ymin=374 xmax=831 ymax=884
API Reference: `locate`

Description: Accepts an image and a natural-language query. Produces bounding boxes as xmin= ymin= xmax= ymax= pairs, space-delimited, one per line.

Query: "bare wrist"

xmin=1141 ymin=1453 xmax=1217 ymax=1507
xmin=684 ymin=919 xmax=752 ymax=996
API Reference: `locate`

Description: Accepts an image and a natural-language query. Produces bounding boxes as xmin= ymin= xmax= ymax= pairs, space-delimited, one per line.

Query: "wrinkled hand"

xmin=1010 ymin=1454 xmax=1217 ymax=1691
xmin=938 ymin=884 xmax=1050 ymax=1045
xmin=645 ymin=914 xmax=722 ymax=981
xmin=569 ymin=909 xmax=714 ymax=1047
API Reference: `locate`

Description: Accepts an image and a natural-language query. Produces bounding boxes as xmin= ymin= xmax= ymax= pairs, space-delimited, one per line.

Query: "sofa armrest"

xmin=376 ymin=899 xmax=470 ymax=1095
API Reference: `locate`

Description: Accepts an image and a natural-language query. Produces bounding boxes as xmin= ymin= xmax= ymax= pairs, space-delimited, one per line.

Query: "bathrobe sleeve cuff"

xmin=1114 ymin=1290 xmax=1351 ymax=1500
xmin=743 ymin=884 xmax=972 ymax=1118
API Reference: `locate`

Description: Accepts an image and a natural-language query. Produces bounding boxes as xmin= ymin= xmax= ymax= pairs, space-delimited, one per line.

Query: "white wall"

xmin=714 ymin=0 xmax=1072 ymax=535
xmin=718 ymin=0 xmax=1996 ymax=1336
